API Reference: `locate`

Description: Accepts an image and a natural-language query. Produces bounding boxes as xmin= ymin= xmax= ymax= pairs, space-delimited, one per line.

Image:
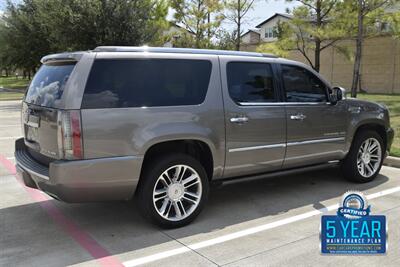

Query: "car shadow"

xmin=0 ymin=166 xmax=390 ymax=266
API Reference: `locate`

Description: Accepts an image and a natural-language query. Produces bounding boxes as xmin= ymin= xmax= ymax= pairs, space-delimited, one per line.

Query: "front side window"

xmin=281 ymin=64 xmax=328 ymax=103
xmin=227 ymin=62 xmax=276 ymax=104
xmin=82 ymin=59 xmax=212 ymax=109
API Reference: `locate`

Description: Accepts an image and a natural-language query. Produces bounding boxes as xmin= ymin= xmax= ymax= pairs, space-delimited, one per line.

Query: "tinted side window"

xmin=281 ymin=65 xmax=327 ymax=103
xmin=227 ymin=62 xmax=276 ymax=103
xmin=82 ymin=59 xmax=212 ymax=108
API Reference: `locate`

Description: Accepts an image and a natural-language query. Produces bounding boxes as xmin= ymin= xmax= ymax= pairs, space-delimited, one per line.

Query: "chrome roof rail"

xmin=93 ymin=46 xmax=277 ymax=58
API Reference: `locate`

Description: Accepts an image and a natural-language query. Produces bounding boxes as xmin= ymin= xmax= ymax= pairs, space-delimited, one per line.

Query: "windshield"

xmin=25 ymin=62 xmax=76 ymax=107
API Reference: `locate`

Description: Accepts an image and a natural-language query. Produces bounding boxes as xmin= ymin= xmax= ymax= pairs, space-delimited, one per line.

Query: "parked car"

xmin=15 ymin=47 xmax=394 ymax=228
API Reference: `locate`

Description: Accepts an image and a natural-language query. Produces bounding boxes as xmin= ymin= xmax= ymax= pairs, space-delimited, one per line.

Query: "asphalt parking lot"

xmin=1 ymin=100 xmax=400 ymax=267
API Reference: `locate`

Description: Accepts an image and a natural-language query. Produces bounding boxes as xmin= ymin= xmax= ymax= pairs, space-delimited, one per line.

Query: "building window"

xmin=265 ymin=27 xmax=276 ymax=39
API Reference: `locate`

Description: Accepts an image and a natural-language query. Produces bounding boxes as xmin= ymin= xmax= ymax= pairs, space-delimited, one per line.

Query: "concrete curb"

xmin=384 ymin=156 xmax=400 ymax=168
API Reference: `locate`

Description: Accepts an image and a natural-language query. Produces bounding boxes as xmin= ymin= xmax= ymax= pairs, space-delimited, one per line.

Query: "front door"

xmin=279 ymin=64 xmax=348 ymax=168
xmin=220 ymin=58 xmax=287 ymax=178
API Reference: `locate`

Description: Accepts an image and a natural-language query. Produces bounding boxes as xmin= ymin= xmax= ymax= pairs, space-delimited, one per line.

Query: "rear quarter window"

xmin=81 ymin=59 xmax=212 ymax=109
xmin=25 ymin=62 xmax=76 ymax=108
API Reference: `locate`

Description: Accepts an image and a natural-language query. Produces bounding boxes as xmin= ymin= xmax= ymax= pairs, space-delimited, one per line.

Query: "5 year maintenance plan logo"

xmin=320 ymin=191 xmax=387 ymax=254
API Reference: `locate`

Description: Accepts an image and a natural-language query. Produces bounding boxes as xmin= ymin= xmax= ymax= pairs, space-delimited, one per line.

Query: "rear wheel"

xmin=137 ymin=154 xmax=209 ymax=228
xmin=342 ymin=130 xmax=384 ymax=183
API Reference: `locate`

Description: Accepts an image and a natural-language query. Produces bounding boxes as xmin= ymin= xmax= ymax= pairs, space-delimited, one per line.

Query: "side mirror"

xmin=330 ymin=87 xmax=346 ymax=104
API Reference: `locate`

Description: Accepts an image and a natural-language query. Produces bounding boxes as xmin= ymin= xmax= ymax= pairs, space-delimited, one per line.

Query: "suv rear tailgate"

xmin=22 ymin=102 xmax=60 ymax=163
xmin=22 ymin=62 xmax=77 ymax=163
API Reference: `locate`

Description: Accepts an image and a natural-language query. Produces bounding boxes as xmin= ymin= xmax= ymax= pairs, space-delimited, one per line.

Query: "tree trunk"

xmin=314 ymin=39 xmax=321 ymax=72
xmin=236 ymin=0 xmax=241 ymax=51
xmin=351 ymin=0 xmax=364 ymax=98
xmin=314 ymin=0 xmax=321 ymax=72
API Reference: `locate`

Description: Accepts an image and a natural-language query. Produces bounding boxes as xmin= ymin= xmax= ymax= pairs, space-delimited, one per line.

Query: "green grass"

xmin=0 ymin=76 xmax=30 ymax=90
xmin=0 ymin=92 xmax=24 ymax=101
xmin=357 ymin=93 xmax=400 ymax=157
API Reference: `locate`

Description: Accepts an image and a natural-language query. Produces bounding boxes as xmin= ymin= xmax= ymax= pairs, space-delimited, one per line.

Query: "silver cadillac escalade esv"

xmin=15 ymin=46 xmax=394 ymax=228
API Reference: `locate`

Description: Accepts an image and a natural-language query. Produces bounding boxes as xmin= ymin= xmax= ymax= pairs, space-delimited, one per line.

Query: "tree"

xmin=0 ymin=0 xmax=169 ymax=76
xmin=2 ymin=0 xmax=52 ymax=78
xmin=34 ymin=0 xmax=169 ymax=50
xmin=257 ymin=0 xmax=349 ymax=72
xmin=224 ymin=0 xmax=257 ymax=51
xmin=0 ymin=19 xmax=14 ymax=76
xmin=347 ymin=0 xmax=392 ymax=97
xmin=386 ymin=11 xmax=400 ymax=38
xmin=171 ymin=0 xmax=223 ymax=48
xmin=214 ymin=29 xmax=237 ymax=50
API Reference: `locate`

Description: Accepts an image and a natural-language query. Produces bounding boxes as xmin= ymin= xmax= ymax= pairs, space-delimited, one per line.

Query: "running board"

xmin=214 ymin=161 xmax=340 ymax=186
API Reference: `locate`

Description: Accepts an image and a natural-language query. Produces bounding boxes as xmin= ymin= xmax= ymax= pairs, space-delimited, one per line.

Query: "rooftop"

xmin=255 ymin=13 xmax=292 ymax=28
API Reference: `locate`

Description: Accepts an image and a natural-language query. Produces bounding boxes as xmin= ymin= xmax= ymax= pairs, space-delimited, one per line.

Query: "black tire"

xmin=341 ymin=130 xmax=384 ymax=183
xmin=137 ymin=153 xmax=209 ymax=228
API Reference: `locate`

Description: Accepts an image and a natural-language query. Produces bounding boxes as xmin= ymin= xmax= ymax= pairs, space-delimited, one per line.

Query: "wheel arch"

xmin=350 ymin=122 xmax=387 ymax=152
xmin=137 ymin=139 xmax=215 ymax=193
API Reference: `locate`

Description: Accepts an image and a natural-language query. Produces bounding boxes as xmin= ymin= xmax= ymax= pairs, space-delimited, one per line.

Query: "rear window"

xmin=25 ymin=62 xmax=76 ymax=107
xmin=81 ymin=59 xmax=212 ymax=109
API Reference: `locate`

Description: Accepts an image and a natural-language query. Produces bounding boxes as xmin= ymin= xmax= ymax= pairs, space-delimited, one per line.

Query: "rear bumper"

xmin=15 ymin=138 xmax=143 ymax=202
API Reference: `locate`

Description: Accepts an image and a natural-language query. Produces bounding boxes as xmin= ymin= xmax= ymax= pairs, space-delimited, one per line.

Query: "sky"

xmin=230 ymin=0 xmax=297 ymax=32
xmin=0 ymin=0 xmax=297 ymax=32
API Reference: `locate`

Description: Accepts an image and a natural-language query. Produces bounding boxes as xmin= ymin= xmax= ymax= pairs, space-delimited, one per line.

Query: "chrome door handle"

xmin=290 ymin=114 xmax=306 ymax=121
xmin=230 ymin=116 xmax=249 ymax=123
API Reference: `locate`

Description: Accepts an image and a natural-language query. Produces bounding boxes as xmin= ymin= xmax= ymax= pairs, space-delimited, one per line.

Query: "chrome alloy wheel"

xmin=153 ymin=165 xmax=202 ymax=221
xmin=357 ymin=138 xmax=382 ymax=178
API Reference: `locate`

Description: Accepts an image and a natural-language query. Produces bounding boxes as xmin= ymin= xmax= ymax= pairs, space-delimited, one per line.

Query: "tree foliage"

xmin=0 ymin=0 xmax=168 ymax=76
xmin=171 ymin=0 xmax=224 ymax=48
xmin=257 ymin=0 xmax=350 ymax=72
xmin=386 ymin=11 xmax=400 ymax=38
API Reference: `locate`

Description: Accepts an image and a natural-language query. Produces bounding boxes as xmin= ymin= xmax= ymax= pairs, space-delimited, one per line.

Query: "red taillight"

xmin=58 ymin=110 xmax=83 ymax=160
xmin=70 ymin=111 xmax=83 ymax=158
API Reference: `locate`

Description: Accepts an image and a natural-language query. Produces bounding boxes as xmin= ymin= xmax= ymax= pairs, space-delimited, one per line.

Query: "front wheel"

xmin=137 ymin=154 xmax=209 ymax=228
xmin=342 ymin=130 xmax=384 ymax=183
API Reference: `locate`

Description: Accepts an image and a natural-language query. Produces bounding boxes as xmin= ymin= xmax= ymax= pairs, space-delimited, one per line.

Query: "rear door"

xmin=220 ymin=57 xmax=287 ymax=178
xmin=22 ymin=62 xmax=76 ymax=163
xmin=279 ymin=64 xmax=348 ymax=168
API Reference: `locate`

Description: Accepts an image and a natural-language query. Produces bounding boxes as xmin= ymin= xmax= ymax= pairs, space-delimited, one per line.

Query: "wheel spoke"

xmin=182 ymin=174 xmax=199 ymax=188
xmin=359 ymin=162 xmax=365 ymax=176
xmin=177 ymin=200 xmax=186 ymax=216
xmin=183 ymin=196 xmax=197 ymax=204
xmin=363 ymin=139 xmax=370 ymax=152
xmin=154 ymin=189 xmax=167 ymax=201
xmin=184 ymin=191 xmax=199 ymax=200
xmin=368 ymin=142 xmax=378 ymax=153
xmin=175 ymin=165 xmax=187 ymax=182
xmin=159 ymin=199 xmax=170 ymax=215
xmin=365 ymin=163 xmax=373 ymax=176
xmin=370 ymin=154 xmax=380 ymax=161
xmin=160 ymin=173 xmax=172 ymax=186
xmin=173 ymin=201 xmax=182 ymax=218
